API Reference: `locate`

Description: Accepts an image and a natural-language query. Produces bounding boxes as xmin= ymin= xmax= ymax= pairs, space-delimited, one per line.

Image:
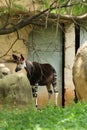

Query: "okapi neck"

xmin=24 ymin=60 xmax=33 ymax=74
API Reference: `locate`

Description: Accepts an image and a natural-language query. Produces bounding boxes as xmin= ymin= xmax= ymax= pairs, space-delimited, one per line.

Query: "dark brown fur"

xmin=25 ymin=61 xmax=57 ymax=87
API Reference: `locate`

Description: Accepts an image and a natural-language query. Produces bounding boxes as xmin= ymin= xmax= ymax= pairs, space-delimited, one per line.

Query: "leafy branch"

xmin=0 ymin=0 xmax=86 ymax=35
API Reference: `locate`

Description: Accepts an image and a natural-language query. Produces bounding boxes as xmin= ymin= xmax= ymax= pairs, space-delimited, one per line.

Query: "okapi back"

xmin=25 ymin=61 xmax=56 ymax=86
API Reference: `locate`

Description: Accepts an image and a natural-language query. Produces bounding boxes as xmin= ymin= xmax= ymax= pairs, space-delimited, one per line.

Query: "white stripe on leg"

xmin=48 ymin=92 xmax=52 ymax=105
xmin=54 ymin=92 xmax=58 ymax=106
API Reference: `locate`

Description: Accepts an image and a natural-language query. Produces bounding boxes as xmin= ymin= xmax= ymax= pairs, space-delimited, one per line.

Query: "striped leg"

xmin=52 ymin=71 xmax=58 ymax=106
xmin=54 ymin=88 xmax=59 ymax=106
xmin=32 ymin=84 xmax=38 ymax=108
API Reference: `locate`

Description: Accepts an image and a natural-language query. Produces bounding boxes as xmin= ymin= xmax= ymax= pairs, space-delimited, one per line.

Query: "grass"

xmin=0 ymin=102 xmax=87 ymax=130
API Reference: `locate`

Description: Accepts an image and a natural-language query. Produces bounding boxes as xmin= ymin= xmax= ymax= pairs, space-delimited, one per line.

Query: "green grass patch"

xmin=0 ymin=102 xmax=87 ymax=130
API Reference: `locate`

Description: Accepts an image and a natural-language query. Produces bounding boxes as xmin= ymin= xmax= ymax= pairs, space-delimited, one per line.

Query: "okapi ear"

xmin=12 ymin=54 xmax=18 ymax=61
xmin=21 ymin=54 xmax=24 ymax=60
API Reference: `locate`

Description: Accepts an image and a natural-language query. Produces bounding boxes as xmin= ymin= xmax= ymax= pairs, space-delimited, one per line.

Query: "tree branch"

xmin=0 ymin=31 xmax=19 ymax=58
xmin=0 ymin=1 xmax=82 ymax=35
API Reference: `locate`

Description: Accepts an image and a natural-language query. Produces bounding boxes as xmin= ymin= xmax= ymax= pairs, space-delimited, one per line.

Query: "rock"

xmin=72 ymin=41 xmax=87 ymax=102
xmin=0 ymin=63 xmax=11 ymax=76
xmin=0 ymin=72 xmax=33 ymax=106
xmin=0 ymin=71 xmax=4 ymax=79
xmin=0 ymin=64 xmax=5 ymax=68
xmin=0 ymin=67 xmax=10 ymax=75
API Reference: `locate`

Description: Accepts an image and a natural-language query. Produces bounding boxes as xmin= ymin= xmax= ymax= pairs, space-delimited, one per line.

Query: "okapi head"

xmin=12 ymin=54 xmax=26 ymax=72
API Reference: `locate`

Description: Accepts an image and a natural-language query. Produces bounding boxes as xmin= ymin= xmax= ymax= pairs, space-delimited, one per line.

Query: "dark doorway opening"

xmin=61 ymin=23 xmax=65 ymax=107
xmin=75 ymin=24 xmax=80 ymax=54
xmin=74 ymin=24 xmax=80 ymax=103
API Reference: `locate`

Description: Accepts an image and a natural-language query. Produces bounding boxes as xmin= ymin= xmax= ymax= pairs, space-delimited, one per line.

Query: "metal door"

xmin=28 ymin=25 xmax=63 ymax=106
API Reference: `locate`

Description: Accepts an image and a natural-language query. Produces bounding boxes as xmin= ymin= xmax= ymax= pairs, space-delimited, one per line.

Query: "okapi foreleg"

xmin=32 ymin=84 xmax=38 ymax=108
xmin=54 ymin=88 xmax=59 ymax=106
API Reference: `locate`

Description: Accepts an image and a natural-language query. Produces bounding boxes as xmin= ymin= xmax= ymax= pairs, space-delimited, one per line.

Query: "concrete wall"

xmin=64 ymin=23 xmax=75 ymax=104
xmin=0 ymin=25 xmax=32 ymax=72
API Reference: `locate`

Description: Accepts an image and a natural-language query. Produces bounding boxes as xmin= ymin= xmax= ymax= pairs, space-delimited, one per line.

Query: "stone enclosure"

xmin=0 ymin=64 xmax=33 ymax=107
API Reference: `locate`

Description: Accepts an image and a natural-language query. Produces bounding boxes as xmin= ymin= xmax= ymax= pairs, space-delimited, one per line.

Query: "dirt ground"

xmin=37 ymin=87 xmax=75 ymax=108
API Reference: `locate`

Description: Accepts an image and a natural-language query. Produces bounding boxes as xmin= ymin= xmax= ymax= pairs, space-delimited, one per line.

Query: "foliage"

xmin=0 ymin=0 xmax=87 ymax=35
xmin=0 ymin=0 xmax=87 ymax=16
xmin=0 ymin=0 xmax=26 ymax=16
xmin=69 ymin=2 xmax=87 ymax=15
xmin=35 ymin=0 xmax=87 ymax=15
xmin=0 ymin=102 xmax=87 ymax=130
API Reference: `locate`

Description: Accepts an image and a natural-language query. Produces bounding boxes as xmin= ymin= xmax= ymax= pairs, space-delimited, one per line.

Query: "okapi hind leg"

xmin=46 ymin=85 xmax=53 ymax=105
xmin=54 ymin=88 xmax=58 ymax=106
xmin=32 ymin=84 xmax=38 ymax=108
xmin=52 ymin=72 xmax=59 ymax=106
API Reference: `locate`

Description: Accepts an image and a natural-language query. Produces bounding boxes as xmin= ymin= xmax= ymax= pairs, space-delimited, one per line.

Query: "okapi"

xmin=12 ymin=54 xmax=58 ymax=107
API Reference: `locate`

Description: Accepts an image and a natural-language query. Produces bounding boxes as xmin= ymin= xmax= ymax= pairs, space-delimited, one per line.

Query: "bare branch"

xmin=0 ymin=1 xmax=82 ymax=35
